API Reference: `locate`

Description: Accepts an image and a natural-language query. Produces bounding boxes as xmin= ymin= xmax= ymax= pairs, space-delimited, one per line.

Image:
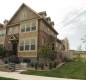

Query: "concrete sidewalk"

xmin=0 ymin=71 xmax=78 ymax=80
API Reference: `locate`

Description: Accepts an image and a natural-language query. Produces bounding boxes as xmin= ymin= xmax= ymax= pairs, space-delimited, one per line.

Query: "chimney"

xmin=3 ymin=19 xmax=8 ymax=27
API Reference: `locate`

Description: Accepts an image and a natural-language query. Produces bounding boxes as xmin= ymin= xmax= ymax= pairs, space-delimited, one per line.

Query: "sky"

xmin=0 ymin=0 xmax=86 ymax=50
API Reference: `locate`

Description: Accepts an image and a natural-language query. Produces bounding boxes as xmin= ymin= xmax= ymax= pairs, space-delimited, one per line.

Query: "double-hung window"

xmin=21 ymin=24 xmax=25 ymax=32
xmin=52 ymin=43 xmax=55 ymax=51
xmin=2 ymin=30 xmax=5 ymax=37
xmin=20 ymin=11 xmax=27 ymax=20
xmin=25 ymin=40 xmax=30 ymax=50
xmin=31 ymin=39 xmax=36 ymax=50
xmin=31 ymin=22 xmax=36 ymax=31
xmin=26 ymin=23 xmax=30 ymax=32
xmin=20 ymin=41 xmax=24 ymax=51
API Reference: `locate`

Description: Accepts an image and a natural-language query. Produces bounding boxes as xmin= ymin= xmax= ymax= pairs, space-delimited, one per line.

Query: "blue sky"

xmin=0 ymin=0 xmax=86 ymax=50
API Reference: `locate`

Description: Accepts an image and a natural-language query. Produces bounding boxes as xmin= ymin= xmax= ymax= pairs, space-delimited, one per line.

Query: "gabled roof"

xmin=8 ymin=3 xmax=42 ymax=25
xmin=9 ymin=35 xmax=18 ymax=41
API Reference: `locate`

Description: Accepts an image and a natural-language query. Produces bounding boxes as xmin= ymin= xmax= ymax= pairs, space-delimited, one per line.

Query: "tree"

xmin=38 ymin=44 xmax=52 ymax=65
xmin=0 ymin=46 xmax=6 ymax=58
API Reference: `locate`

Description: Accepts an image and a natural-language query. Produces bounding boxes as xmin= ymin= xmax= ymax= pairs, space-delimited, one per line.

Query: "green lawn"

xmin=21 ymin=61 xmax=86 ymax=79
xmin=0 ymin=77 xmax=17 ymax=80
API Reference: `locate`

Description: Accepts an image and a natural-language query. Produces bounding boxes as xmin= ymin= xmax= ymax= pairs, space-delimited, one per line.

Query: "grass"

xmin=21 ymin=60 xmax=86 ymax=79
xmin=0 ymin=77 xmax=17 ymax=80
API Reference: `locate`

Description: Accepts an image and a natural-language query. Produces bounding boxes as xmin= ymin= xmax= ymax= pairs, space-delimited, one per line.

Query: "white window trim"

xmin=0 ymin=30 xmax=6 ymax=37
xmin=20 ymin=21 xmax=38 ymax=33
xmin=19 ymin=37 xmax=37 ymax=52
xmin=20 ymin=11 xmax=27 ymax=20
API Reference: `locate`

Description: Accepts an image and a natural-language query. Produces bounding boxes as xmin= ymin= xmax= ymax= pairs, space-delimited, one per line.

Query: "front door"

xmin=12 ymin=41 xmax=18 ymax=56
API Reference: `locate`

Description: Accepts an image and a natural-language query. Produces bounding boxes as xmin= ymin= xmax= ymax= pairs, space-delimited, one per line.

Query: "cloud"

xmin=57 ymin=9 xmax=86 ymax=39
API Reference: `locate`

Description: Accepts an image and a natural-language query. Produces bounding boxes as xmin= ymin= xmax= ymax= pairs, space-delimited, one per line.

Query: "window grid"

xmin=20 ymin=21 xmax=37 ymax=33
xmin=19 ymin=38 xmax=36 ymax=51
xmin=0 ymin=30 xmax=5 ymax=37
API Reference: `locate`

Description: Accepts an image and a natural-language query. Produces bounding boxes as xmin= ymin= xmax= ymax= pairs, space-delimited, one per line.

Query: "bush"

xmin=63 ymin=57 xmax=72 ymax=62
xmin=35 ymin=63 xmax=38 ymax=69
xmin=40 ymin=63 xmax=44 ymax=70
xmin=31 ymin=63 xmax=34 ymax=68
xmin=9 ymin=56 xmax=20 ymax=64
xmin=49 ymin=62 xmax=53 ymax=70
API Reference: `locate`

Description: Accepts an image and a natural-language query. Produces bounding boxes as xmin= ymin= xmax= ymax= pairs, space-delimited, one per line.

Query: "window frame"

xmin=19 ymin=38 xmax=37 ymax=51
xmin=20 ymin=11 xmax=27 ymax=20
xmin=19 ymin=40 xmax=24 ymax=51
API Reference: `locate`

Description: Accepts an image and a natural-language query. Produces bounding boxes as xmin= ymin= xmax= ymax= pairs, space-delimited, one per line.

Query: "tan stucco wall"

xmin=18 ymin=51 xmax=37 ymax=57
xmin=19 ymin=31 xmax=37 ymax=39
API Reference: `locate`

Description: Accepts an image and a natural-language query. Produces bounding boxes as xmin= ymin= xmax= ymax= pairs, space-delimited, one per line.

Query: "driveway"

xmin=0 ymin=71 xmax=79 ymax=80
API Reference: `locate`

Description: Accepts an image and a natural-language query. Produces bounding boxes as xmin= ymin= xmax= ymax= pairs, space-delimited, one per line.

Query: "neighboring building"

xmin=70 ymin=50 xmax=86 ymax=60
xmin=0 ymin=23 xmax=6 ymax=47
xmin=56 ymin=38 xmax=65 ymax=62
xmin=0 ymin=3 xmax=59 ymax=63
xmin=61 ymin=37 xmax=70 ymax=59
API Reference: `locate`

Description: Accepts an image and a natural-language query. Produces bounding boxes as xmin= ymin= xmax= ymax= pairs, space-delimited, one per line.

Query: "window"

xmin=20 ymin=11 xmax=27 ymax=20
xmin=31 ymin=39 xmax=35 ymax=50
xmin=23 ymin=59 xmax=30 ymax=63
xmin=52 ymin=43 xmax=55 ymax=51
xmin=21 ymin=24 xmax=25 ymax=32
xmin=31 ymin=22 xmax=36 ymax=31
xmin=25 ymin=40 xmax=30 ymax=50
xmin=20 ymin=41 xmax=24 ymax=51
xmin=0 ymin=30 xmax=5 ymax=37
xmin=2 ymin=30 xmax=5 ymax=37
xmin=26 ymin=23 xmax=30 ymax=32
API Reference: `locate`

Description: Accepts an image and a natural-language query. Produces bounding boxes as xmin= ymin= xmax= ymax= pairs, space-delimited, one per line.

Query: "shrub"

xmin=40 ymin=63 xmax=44 ymax=70
xmin=49 ymin=62 xmax=53 ymax=70
xmin=31 ymin=63 xmax=34 ymax=68
xmin=35 ymin=63 xmax=38 ymax=69
xmin=9 ymin=56 xmax=20 ymax=64
xmin=63 ymin=57 xmax=72 ymax=62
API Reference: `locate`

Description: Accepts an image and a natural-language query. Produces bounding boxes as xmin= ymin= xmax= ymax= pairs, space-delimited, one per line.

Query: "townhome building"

xmin=0 ymin=3 xmax=59 ymax=63
xmin=0 ymin=23 xmax=6 ymax=47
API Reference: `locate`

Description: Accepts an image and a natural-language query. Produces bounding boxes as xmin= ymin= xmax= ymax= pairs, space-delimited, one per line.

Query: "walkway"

xmin=0 ymin=71 xmax=79 ymax=80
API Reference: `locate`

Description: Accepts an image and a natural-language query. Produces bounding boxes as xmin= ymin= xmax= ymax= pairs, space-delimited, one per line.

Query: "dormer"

xmin=50 ymin=21 xmax=54 ymax=27
xmin=45 ymin=17 xmax=51 ymax=23
xmin=38 ymin=11 xmax=47 ymax=18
